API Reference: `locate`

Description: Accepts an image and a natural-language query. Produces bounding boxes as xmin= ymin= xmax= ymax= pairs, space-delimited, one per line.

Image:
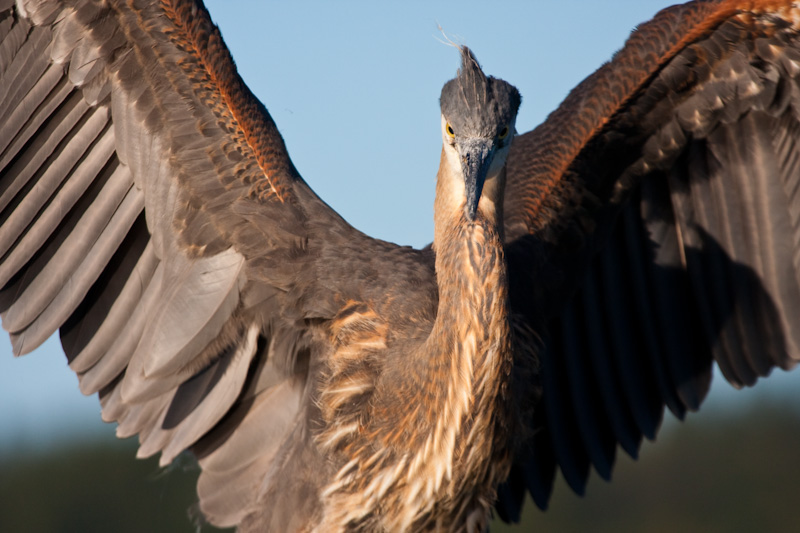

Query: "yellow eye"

xmin=499 ymin=126 xmax=510 ymax=140
xmin=446 ymin=123 xmax=455 ymax=138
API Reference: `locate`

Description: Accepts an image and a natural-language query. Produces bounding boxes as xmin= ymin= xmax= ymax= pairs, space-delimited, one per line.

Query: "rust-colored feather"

xmin=504 ymin=0 xmax=797 ymax=236
xmin=160 ymin=0 xmax=298 ymax=204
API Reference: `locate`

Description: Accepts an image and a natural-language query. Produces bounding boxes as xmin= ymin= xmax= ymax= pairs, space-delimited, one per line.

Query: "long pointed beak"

xmin=459 ymin=139 xmax=495 ymax=220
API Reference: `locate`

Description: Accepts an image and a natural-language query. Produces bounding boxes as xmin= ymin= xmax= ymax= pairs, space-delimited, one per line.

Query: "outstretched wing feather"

xmin=502 ymin=0 xmax=800 ymax=511
xmin=0 ymin=2 xmax=410 ymax=528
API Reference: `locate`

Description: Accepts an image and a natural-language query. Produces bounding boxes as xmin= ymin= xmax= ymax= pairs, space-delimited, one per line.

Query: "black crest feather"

xmin=440 ymin=46 xmax=521 ymax=137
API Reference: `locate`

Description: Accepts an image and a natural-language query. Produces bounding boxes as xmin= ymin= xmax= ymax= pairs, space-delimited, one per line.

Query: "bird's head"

xmin=439 ymin=46 xmax=521 ymax=222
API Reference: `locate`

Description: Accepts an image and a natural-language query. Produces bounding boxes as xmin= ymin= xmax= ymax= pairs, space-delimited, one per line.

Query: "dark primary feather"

xmin=2 ymin=0 xmax=800 ymax=531
xmin=499 ymin=0 xmax=800 ymax=517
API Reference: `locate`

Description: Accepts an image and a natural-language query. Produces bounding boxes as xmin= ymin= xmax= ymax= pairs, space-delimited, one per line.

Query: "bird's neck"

xmin=429 ymin=149 xmax=513 ymax=416
xmin=403 ymin=148 xmax=514 ymax=515
xmin=431 ymin=149 xmax=509 ymax=338
xmin=429 ymin=184 xmax=514 ymax=429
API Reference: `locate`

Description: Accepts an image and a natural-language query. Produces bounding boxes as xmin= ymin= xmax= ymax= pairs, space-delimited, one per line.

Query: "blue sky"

xmin=1 ymin=1 xmax=798 ymax=453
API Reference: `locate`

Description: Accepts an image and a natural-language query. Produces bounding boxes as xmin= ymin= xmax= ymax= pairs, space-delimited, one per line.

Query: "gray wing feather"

xmin=1 ymin=2 xmax=387 ymax=528
xmin=67 ymin=236 xmax=157 ymax=374
xmin=17 ymin=0 xmax=60 ymax=25
xmin=195 ymin=378 xmax=306 ymax=526
xmin=0 ymin=103 xmax=106 ymax=260
xmin=198 ymin=454 xmax=278 ymax=528
xmin=0 ymin=75 xmax=73 ymax=179
xmin=0 ymin=20 xmax=49 ymax=118
xmin=76 ymin=261 xmax=164 ymax=396
xmin=197 ymin=379 xmax=304 ymax=474
xmin=10 ymin=175 xmax=142 ymax=353
xmin=120 ymin=248 xmax=245 ymax=403
xmin=158 ymin=324 xmax=260 ymax=463
xmin=109 ymin=385 xmax=170 ymax=439
xmin=0 ymin=119 xmax=117 ymax=285
xmin=0 ymin=9 xmax=26 ymax=70
xmin=0 ymin=63 xmax=62 ymax=156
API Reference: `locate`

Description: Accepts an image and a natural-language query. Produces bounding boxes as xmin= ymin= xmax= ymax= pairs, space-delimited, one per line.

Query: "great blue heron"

xmin=1 ymin=0 xmax=792 ymax=519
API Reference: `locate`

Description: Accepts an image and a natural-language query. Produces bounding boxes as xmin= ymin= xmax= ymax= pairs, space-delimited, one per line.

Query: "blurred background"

xmin=1 ymin=1 xmax=799 ymax=531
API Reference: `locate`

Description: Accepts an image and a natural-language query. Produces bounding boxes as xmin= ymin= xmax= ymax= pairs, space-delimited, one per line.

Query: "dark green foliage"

xmin=0 ymin=402 xmax=797 ymax=532
xmin=494 ymin=401 xmax=800 ymax=532
xmin=0 ymin=437 xmax=230 ymax=533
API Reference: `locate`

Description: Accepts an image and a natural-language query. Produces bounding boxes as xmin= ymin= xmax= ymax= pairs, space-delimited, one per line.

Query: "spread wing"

xmin=0 ymin=0 xmax=434 ymax=528
xmin=498 ymin=0 xmax=800 ymax=519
